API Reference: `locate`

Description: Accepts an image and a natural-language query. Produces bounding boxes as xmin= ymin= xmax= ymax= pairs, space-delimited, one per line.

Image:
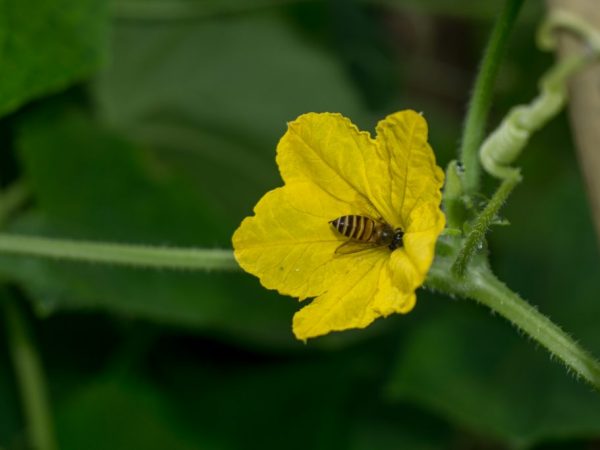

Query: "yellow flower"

xmin=232 ymin=110 xmax=445 ymax=340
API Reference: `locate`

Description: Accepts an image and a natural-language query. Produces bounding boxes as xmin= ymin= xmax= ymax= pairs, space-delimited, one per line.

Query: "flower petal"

xmin=292 ymin=254 xmax=385 ymax=340
xmin=232 ymin=181 xmax=386 ymax=300
xmin=292 ymin=252 xmax=415 ymax=340
xmin=276 ymin=113 xmax=394 ymax=222
xmin=373 ymin=263 xmax=416 ymax=315
xmin=382 ymin=201 xmax=445 ymax=296
xmin=404 ymin=200 xmax=446 ymax=275
xmin=387 ymin=249 xmax=422 ymax=293
xmin=375 ymin=110 xmax=444 ymax=228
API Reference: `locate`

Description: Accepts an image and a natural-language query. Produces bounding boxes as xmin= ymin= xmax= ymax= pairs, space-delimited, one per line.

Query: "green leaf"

xmin=95 ymin=9 xmax=365 ymax=135
xmin=0 ymin=0 xmax=107 ymax=116
xmin=91 ymin=11 xmax=368 ymax=218
xmin=15 ymin=105 xmax=225 ymax=245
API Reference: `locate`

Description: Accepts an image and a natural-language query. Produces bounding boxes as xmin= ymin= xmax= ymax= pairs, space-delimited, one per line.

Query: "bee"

xmin=329 ymin=215 xmax=404 ymax=255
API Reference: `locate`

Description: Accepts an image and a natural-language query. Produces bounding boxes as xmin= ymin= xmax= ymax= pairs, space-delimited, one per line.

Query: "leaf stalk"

xmin=0 ymin=234 xmax=239 ymax=271
xmin=3 ymin=295 xmax=58 ymax=450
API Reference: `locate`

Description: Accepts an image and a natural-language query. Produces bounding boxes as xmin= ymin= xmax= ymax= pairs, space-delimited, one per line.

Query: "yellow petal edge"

xmin=232 ymin=110 xmax=445 ymax=340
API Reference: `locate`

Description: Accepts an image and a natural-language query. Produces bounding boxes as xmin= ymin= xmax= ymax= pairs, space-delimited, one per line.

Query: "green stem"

xmin=441 ymin=160 xmax=466 ymax=230
xmin=427 ymin=263 xmax=600 ymax=389
xmin=3 ymin=295 xmax=58 ymax=450
xmin=459 ymin=0 xmax=524 ymax=195
xmin=0 ymin=234 xmax=239 ymax=271
xmin=470 ymin=269 xmax=600 ymax=388
xmin=479 ymin=11 xmax=600 ymax=181
xmin=479 ymin=52 xmax=590 ymax=180
xmin=452 ymin=171 xmax=521 ymax=276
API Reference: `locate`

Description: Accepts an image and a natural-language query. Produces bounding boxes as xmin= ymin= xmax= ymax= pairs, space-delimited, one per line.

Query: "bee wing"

xmin=334 ymin=240 xmax=382 ymax=256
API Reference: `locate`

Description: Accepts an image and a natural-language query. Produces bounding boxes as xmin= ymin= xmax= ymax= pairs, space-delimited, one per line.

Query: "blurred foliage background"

xmin=1 ymin=0 xmax=600 ymax=449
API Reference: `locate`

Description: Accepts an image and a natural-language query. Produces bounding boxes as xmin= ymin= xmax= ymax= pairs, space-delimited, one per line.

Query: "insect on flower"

xmin=330 ymin=215 xmax=404 ymax=254
xmin=232 ymin=110 xmax=445 ymax=340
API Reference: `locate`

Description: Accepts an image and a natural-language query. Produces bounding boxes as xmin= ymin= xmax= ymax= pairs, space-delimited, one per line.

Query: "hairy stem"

xmin=427 ymin=262 xmax=600 ymax=389
xmin=0 ymin=234 xmax=239 ymax=271
xmin=459 ymin=0 xmax=524 ymax=195
xmin=480 ymin=9 xmax=600 ymax=180
xmin=3 ymin=295 xmax=58 ymax=450
xmin=479 ymin=52 xmax=589 ymax=179
xmin=452 ymin=171 xmax=522 ymax=276
xmin=469 ymin=269 xmax=600 ymax=388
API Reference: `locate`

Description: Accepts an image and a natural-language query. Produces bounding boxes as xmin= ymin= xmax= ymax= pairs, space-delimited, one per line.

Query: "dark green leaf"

xmin=0 ymin=0 xmax=107 ymax=116
xmin=92 ymin=11 xmax=369 ymax=219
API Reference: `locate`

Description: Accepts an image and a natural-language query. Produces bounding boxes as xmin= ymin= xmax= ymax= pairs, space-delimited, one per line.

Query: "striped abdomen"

xmin=329 ymin=215 xmax=375 ymax=242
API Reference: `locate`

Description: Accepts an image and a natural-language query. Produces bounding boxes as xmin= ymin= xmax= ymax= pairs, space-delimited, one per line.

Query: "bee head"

xmin=388 ymin=228 xmax=405 ymax=251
